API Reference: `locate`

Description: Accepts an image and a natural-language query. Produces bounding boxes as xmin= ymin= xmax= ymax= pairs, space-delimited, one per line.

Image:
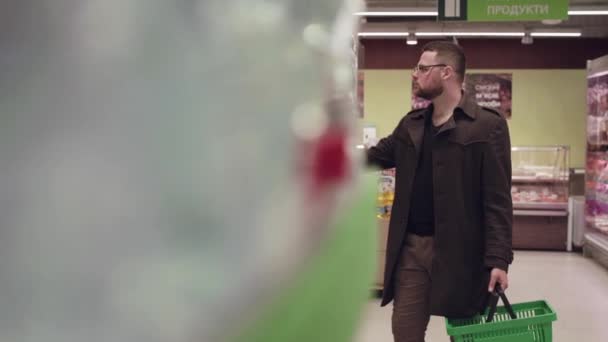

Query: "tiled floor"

xmin=354 ymin=251 xmax=608 ymax=341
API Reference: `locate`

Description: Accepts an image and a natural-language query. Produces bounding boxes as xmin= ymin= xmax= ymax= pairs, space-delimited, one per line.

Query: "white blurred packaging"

xmin=0 ymin=0 xmax=363 ymax=341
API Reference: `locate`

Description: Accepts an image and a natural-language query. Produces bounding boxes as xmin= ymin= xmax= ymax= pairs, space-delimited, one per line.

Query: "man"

xmin=367 ymin=41 xmax=513 ymax=342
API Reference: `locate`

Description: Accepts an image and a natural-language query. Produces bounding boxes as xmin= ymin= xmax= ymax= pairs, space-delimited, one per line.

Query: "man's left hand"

xmin=488 ymin=268 xmax=508 ymax=292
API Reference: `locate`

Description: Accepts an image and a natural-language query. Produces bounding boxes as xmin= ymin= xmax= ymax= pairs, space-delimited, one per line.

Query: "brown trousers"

xmin=392 ymin=234 xmax=435 ymax=342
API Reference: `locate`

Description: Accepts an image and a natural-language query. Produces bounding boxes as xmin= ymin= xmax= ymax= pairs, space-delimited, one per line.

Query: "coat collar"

xmin=405 ymin=92 xmax=478 ymax=156
xmin=410 ymin=92 xmax=478 ymax=121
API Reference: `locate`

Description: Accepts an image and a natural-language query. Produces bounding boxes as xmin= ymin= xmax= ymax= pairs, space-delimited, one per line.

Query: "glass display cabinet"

xmin=511 ymin=146 xmax=570 ymax=250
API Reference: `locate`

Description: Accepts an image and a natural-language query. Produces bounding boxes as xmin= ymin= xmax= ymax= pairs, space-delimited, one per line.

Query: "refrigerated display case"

xmin=584 ymin=54 xmax=608 ymax=268
xmin=511 ymin=146 xmax=570 ymax=250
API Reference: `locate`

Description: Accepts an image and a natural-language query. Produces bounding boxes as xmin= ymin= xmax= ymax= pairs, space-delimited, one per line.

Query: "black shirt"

xmin=407 ymin=114 xmax=442 ymax=236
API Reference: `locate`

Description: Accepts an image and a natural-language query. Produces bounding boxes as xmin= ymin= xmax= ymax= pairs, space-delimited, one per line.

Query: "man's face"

xmin=412 ymin=51 xmax=446 ymax=100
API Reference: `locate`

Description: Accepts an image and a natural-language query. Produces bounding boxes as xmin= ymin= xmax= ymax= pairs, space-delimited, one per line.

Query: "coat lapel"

xmin=435 ymin=92 xmax=478 ymax=136
xmin=407 ymin=116 xmax=425 ymax=158
xmin=437 ymin=115 xmax=457 ymax=135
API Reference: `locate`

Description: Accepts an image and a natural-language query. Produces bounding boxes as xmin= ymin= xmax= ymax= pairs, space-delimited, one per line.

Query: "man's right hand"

xmin=488 ymin=268 xmax=509 ymax=293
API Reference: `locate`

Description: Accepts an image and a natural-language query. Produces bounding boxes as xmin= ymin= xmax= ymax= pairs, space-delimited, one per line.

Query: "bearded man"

xmin=366 ymin=41 xmax=514 ymax=342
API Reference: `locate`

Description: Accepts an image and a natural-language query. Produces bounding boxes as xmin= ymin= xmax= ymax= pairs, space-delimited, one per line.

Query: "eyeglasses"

xmin=413 ymin=64 xmax=447 ymax=73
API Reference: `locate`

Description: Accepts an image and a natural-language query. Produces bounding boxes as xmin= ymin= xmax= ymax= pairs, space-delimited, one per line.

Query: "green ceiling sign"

xmin=439 ymin=0 xmax=569 ymax=21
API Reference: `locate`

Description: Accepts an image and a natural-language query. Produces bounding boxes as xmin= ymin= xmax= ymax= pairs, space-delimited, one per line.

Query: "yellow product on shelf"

xmin=377 ymin=168 xmax=396 ymax=219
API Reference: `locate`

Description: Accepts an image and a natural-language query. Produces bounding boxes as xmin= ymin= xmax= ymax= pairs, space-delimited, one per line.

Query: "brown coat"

xmin=367 ymin=96 xmax=513 ymax=318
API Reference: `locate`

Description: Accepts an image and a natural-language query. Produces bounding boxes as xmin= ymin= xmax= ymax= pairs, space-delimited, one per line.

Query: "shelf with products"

xmin=511 ymin=183 xmax=568 ymax=211
xmin=511 ymin=146 xmax=570 ymax=250
xmin=511 ymin=145 xmax=569 ymax=209
xmin=376 ymin=168 xmax=395 ymax=220
xmin=375 ymin=168 xmax=394 ymax=290
xmin=585 ymin=150 xmax=608 ymax=238
xmin=584 ymin=54 xmax=608 ymax=269
xmin=585 ymin=215 xmax=608 ymax=233
xmin=512 ymin=175 xmax=568 ymax=183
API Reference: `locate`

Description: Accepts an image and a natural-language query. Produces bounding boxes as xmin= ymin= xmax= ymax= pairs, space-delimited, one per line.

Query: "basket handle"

xmin=485 ymin=284 xmax=517 ymax=323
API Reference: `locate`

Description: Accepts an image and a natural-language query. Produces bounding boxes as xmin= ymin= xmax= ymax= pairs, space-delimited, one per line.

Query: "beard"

xmin=414 ymin=82 xmax=444 ymax=100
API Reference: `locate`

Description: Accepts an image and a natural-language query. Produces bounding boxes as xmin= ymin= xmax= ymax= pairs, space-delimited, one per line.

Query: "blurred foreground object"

xmin=0 ymin=0 xmax=373 ymax=341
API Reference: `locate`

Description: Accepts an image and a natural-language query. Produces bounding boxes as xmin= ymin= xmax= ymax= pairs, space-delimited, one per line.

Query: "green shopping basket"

xmin=445 ymin=285 xmax=557 ymax=342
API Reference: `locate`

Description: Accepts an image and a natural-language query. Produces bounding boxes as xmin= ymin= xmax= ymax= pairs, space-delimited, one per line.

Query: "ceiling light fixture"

xmin=541 ymin=19 xmax=563 ymax=25
xmin=406 ymin=32 xmax=418 ymax=45
xmin=354 ymin=9 xmax=608 ymax=17
xmin=530 ymin=32 xmax=582 ymax=37
xmin=354 ymin=11 xmax=438 ymax=16
xmin=568 ymin=10 xmax=608 ymax=15
xmin=416 ymin=32 xmax=525 ymax=37
xmin=358 ymin=31 xmax=582 ymax=38
xmin=357 ymin=32 xmax=409 ymax=37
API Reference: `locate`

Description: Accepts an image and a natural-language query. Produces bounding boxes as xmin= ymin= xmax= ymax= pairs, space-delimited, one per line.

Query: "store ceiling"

xmin=360 ymin=0 xmax=608 ymax=38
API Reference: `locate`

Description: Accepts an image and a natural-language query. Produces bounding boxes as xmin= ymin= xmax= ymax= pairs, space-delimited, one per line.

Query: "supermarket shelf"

xmin=512 ymin=146 xmax=569 ymax=152
xmin=514 ymin=209 xmax=568 ymax=217
xmin=512 ymin=175 xmax=568 ymax=183
xmin=584 ymin=232 xmax=608 ymax=271
xmin=585 ymin=217 xmax=608 ymax=232
xmin=513 ymin=202 xmax=568 ymax=210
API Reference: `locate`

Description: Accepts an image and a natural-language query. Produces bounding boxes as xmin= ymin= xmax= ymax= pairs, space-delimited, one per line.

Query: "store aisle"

xmin=354 ymin=250 xmax=608 ymax=341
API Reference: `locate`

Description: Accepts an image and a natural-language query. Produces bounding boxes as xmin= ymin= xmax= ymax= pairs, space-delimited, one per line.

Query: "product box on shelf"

xmin=377 ymin=168 xmax=395 ymax=219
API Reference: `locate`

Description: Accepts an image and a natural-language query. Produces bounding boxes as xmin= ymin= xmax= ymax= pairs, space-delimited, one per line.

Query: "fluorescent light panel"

xmin=568 ymin=10 xmax=608 ymax=15
xmin=355 ymin=10 xmax=608 ymax=16
xmin=531 ymin=32 xmax=581 ymax=37
xmin=416 ymin=32 xmax=524 ymax=37
xmin=354 ymin=11 xmax=438 ymax=16
xmin=358 ymin=31 xmax=581 ymax=37
xmin=358 ymin=32 xmax=524 ymax=37
xmin=358 ymin=32 xmax=409 ymax=37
